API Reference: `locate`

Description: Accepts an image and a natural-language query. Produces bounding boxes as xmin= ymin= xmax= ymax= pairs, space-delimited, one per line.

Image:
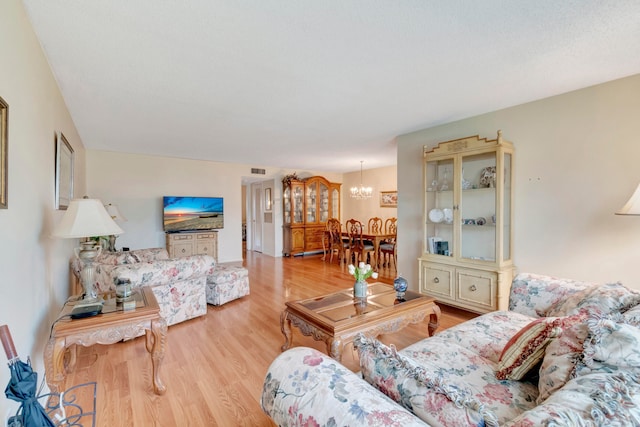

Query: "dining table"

xmin=322 ymin=229 xmax=395 ymax=269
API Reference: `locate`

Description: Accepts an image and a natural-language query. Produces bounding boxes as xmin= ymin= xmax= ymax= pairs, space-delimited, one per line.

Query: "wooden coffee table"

xmin=280 ymin=282 xmax=441 ymax=361
xmin=44 ymin=287 xmax=167 ymax=395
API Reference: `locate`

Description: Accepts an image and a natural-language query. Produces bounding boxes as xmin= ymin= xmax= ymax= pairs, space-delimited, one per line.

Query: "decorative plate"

xmin=428 ymin=208 xmax=444 ymax=223
xmin=443 ymin=208 xmax=453 ymax=224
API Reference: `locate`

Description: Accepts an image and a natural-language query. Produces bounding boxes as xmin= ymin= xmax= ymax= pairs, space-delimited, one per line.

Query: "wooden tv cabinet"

xmin=166 ymin=231 xmax=218 ymax=262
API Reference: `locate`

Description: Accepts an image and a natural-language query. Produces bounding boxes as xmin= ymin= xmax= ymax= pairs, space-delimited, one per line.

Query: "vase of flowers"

xmin=349 ymin=262 xmax=378 ymax=299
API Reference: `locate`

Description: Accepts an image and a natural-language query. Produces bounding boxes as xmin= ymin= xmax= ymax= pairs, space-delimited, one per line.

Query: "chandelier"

xmin=350 ymin=161 xmax=373 ymax=199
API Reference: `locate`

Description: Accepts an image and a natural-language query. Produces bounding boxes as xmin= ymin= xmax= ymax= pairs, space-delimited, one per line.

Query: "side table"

xmin=44 ymin=287 xmax=167 ymax=395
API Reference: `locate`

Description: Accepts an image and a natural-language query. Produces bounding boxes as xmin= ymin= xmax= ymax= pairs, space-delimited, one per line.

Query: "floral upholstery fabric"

xmin=505 ymin=372 xmax=640 ymax=426
xmin=206 ymin=264 xmax=250 ymax=305
xmin=355 ymin=334 xmax=500 ymax=427
xmin=536 ymin=314 xmax=588 ymax=403
xmin=71 ymin=248 xmax=215 ymax=326
xmin=261 ymin=347 xmax=431 ymax=426
xmin=545 ymin=282 xmax=640 ymax=317
xmin=262 ymin=273 xmax=640 ymax=426
xmin=508 ymin=272 xmax=597 ymax=318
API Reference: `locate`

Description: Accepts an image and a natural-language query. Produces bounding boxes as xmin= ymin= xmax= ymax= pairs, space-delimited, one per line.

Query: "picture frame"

xmin=265 ymin=188 xmax=272 ymax=211
xmin=0 ymin=96 xmax=8 ymax=209
xmin=55 ymin=132 xmax=74 ymax=210
xmin=380 ymin=190 xmax=397 ymax=208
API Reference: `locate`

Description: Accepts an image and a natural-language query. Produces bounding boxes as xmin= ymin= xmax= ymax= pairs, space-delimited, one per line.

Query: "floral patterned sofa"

xmin=71 ymin=248 xmax=215 ymax=326
xmin=261 ymin=272 xmax=640 ymax=426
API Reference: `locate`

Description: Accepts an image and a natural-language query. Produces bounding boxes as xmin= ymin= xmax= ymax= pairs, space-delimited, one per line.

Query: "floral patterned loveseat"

xmin=71 ymin=248 xmax=215 ymax=326
xmin=261 ymin=273 xmax=640 ymax=426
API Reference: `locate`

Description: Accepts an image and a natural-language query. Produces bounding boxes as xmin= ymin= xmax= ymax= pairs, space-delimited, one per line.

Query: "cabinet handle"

xmin=181 ymin=248 xmax=186 ymax=253
xmin=203 ymin=247 xmax=208 ymax=251
xmin=470 ymin=284 xmax=477 ymax=292
xmin=433 ymin=277 xmax=440 ymax=284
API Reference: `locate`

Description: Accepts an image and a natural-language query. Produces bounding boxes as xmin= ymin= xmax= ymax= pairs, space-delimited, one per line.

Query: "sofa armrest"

xmin=508 ymin=272 xmax=597 ymax=317
xmin=261 ymin=347 xmax=430 ymax=427
xmin=111 ymin=255 xmax=215 ymax=290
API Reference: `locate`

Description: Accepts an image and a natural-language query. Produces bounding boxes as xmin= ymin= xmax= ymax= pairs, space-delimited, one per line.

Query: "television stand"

xmin=165 ymin=231 xmax=218 ymax=262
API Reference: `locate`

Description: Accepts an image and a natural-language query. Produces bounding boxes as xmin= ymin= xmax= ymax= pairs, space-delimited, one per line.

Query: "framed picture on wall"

xmin=380 ymin=190 xmax=397 ymax=208
xmin=0 ymin=96 xmax=8 ymax=209
xmin=55 ymin=132 xmax=74 ymax=210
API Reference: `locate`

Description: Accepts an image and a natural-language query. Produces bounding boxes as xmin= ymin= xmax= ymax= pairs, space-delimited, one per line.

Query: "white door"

xmin=252 ymin=185 xmax=263 ymax=252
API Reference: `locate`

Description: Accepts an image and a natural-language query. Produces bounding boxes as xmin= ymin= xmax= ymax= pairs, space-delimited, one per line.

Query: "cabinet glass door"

xmin=319 ymin=182 xmax=329 ymax=223
xmin=293 ymin=185 xmax=304 ymax=224
xmin=425 ymin=158 xmax=454 ymax=257
xmin=284 ymin=187 xmax=291 ymax=224
xmin=306 ymin=183 xmax=317 ymax=223
xmin=460 ymin=152 xmax=497 ymax=261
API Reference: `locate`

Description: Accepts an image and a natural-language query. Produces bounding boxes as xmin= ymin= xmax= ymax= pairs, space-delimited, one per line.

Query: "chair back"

xmin=384 ymin=217 xmax=397 ymax=235
xmin=327 ymin=218 xmax=342 ymax=244
xmin=346 ymin=218 xmax=365 ymax=251
xmin=368 ymin=217 xmax=383 ymax=234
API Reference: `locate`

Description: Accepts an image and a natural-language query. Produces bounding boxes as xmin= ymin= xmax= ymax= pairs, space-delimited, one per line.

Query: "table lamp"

xmin=104 ymin=203 xmax=127 ymax=251
xmin=53 ymin=198 xmax=124 ymax=301
xmin=616 ymin=183 xmax=640 ymax=215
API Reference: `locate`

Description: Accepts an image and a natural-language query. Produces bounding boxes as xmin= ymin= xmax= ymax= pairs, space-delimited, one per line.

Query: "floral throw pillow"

xmin=546 ymin=282 xmax=640 ymax=317
xmin=354 ymin=334 xmax=499 ymax=427
xmin=536 ymin=313 xmax=588 ymax=404
xmin=496 ymin=317 xmax=562 ymax=381
xmin=574 ymin=314 xmax=640 ymax=379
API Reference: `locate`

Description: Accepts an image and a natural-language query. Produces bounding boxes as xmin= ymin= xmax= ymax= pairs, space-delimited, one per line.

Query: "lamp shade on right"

xmin=616 ymin=183 xmax=640 ymax=216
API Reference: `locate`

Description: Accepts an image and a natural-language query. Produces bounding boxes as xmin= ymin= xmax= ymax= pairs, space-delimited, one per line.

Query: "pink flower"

xmin=303 ymin=354 xmax=323 ymax=366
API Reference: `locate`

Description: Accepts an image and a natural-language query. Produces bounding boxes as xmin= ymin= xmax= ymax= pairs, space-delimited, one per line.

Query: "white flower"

xmin=349 ymin=263 xmax=376 ymax=282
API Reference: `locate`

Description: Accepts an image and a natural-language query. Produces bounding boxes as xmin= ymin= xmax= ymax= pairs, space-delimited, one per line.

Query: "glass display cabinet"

xmin=283 ymin=176 xmax=341 ymax=257
xmin=419 ymin=131 xmax=515 ymax=313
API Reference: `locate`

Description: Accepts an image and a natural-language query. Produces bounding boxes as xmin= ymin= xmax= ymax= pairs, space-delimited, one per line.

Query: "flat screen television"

xmin=163 ymin=196 xmax=224 ymax=233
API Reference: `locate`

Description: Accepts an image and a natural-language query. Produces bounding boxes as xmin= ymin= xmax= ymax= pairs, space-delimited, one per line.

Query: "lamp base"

xmin=74 ymin=242 xmax=102 ymax=301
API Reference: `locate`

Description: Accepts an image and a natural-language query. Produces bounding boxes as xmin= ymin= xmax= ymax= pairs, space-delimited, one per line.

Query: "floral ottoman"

xmin=206 ymin=264 xmax=250 ymax=305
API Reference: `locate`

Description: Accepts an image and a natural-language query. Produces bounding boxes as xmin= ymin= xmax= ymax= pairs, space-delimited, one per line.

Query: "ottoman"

xmin=206 ymin=264 xmax=250 ymax=305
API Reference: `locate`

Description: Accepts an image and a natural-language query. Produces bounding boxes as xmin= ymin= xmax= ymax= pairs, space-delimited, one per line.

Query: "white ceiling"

xmin=21 ymin=0 xmax=640 ymax=173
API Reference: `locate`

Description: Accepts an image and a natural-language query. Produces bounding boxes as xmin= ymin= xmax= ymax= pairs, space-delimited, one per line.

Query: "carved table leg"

xmin=146 ymin=317 xmax=167 ymax=395
xmin=327 ymin=338 xmax=343 ymax=362
xmin=44 ymin=337 xmax=67 ymax=395
xmin=280 ymin=310 xmax=292 ymax=352
xmin=428 ymin=304 xmax=442 ymax=336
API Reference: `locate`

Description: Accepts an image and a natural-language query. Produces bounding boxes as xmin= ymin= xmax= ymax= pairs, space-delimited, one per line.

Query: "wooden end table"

xmin=280 ymin=282 xmax=441 ymax=361
xmin=44 ymin=287 xmax=167 ymax=395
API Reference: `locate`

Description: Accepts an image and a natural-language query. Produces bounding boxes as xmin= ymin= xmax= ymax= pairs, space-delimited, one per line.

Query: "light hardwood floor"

xmin=62 ymin=251 xmax=476 ymax=426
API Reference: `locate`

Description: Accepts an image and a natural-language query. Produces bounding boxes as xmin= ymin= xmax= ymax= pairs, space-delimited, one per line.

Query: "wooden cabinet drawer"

xmin=421 ymin=264 xmax=454 ymax=300
xmin=173 ymin=242 xmax=194 ymax=257
xmin=456 ymin=269 xmax=496 ymax=310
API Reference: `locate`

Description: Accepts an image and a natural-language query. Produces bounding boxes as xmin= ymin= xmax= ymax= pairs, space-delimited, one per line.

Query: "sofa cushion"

xmin=536 ymin=314 xmax=588 ymax=403
xmin=574 ymin=314 xmax=640 ymax=379
xmin=354 ymin=334 xmax=499 ymax=427
xmin=496 ymin=317 xmax=562 ymax=381
xmin=505 ymin=372 xmax=640 ymax=427
xmin=508 ymin=273 xmax=597 ymax=318
xmin=545 ymin=282 xmax=640 ymax=317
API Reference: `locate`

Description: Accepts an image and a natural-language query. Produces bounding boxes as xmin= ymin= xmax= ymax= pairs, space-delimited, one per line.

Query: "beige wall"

xmin=0 ymin=0 xmax=87 ymax=419
xmin=397 ymin=74 xmax=640 ymax=291
xmin=87 ymin=153 xmax=344 ymax=259
xmin=342 ymin=165 xmax=397 ymax=226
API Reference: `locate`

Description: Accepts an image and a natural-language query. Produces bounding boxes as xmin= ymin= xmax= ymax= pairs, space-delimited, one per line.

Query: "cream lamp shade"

xmin=616 ymin=183 xmax=640 ymax=216
xmin=53 ymin=198 xmax=124 ymax=238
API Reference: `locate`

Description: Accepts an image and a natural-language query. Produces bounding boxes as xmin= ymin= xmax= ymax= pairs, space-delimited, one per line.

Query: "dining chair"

xmin=326 ymin=218 xmax=348 ymax=263
xmin=380 ymin=218 xmax=397 ymax=269
xmin=345 ymin=218 xmax=375 ymax=265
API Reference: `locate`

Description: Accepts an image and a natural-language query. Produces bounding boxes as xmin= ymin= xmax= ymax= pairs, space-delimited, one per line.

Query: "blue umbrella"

xmin=1 ymin=325 xmax=55 ymax=427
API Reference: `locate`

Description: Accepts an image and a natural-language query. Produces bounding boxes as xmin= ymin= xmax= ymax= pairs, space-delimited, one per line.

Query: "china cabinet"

xmin=418 ymin=131 xmax=515 ymax=313
xmin=283 ymin=176 xmax=341 ymax=257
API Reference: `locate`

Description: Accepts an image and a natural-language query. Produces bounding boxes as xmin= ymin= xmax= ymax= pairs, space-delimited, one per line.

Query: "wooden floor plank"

xmin=61 ymin=251 xmax=476 ymax=426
